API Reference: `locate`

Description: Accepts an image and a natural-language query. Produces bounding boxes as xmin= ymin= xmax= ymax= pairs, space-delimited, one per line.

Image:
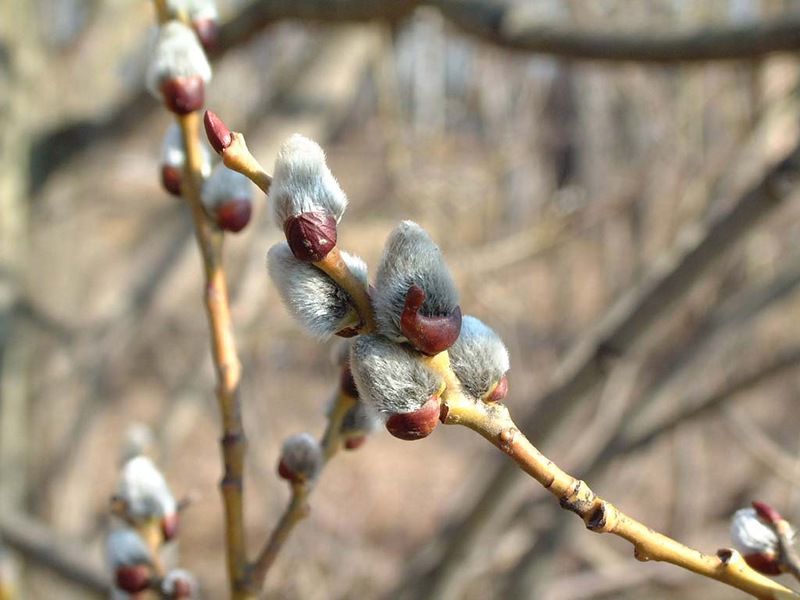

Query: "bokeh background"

xmin=2 ymin=0 xmax=800 ymax=598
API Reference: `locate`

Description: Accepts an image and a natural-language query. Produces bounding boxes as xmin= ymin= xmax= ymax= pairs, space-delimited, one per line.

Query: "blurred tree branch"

xmin=0 ymin=512 xmax=108 ymax=596
xmin=32 ymin=0 xmax=800 ymax=191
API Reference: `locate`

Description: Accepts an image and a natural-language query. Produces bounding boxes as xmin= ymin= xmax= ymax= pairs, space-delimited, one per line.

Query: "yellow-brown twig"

xmin=320 ymin=391 xmax=357 ymax=462
xmin=176 ymin=112 xmax=250 ymax=599
xmin=442 ymin=394 xmax=800 ymax=600
xmin=313 ymin=247 xmax=376 ymax=333
xmin=247 ymin=484 xmax=310 ymax=590
xmin=219 ymin=132 xmax=273 ymax=195
xmin=774 ymin=519 xmax=800 ymax=583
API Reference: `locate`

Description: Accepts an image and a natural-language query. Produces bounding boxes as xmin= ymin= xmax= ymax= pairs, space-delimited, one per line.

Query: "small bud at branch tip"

xmin=204 ymin=110 xmax=232 ymax=154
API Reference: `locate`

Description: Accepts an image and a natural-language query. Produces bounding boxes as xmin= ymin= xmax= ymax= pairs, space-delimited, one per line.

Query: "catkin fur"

xmin=161 ymin=123 xmax=212 ymax=177
xmin=342 ymin=401 xmax=384 ymax=435
xmin=268 ymin=134 xmax=348 ymax=227
xmin=449 ymin=316 xmax=510 ymax=400
xmin=201 ymin=163 xmax=252 ymax=209
xmin=146 ymin=21 xmax=211 ymax=97
xmin=106 ymin=527 xmax=152 ymax=568
xmin=116 ymin=456 xmax=177 ymax=521
xmin=350 ymin=335 xmax=442 ymax=414
xmin=373 ymin=221 xmax=459 ymax=341
xmin=267 ymin=242 xmax=367 ymax=339
xmin=281 ymin=433 xmax=323 ymax=480
xmin=730 ymin=508 xmax=780 ymax=555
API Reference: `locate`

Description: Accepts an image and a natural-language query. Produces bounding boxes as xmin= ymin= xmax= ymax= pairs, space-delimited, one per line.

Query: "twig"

xmin=442 ymin=394 xmax=800 ymax=600
xmin=0 ymin=511 xmax=108 ymax=596
xmin=248 ymin=484 xmax=310 ymax=587
xmin=173 ymin=110 xmax=250 ymax=598
xmin=415 ymin=137 xmax=800 ymax=600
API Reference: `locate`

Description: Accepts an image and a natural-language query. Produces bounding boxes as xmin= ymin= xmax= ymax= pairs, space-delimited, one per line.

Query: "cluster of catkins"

xmin=263 ymin=133 xmax=511 ymax=455
xmin=107 ymin=439 xmax=197 ymax=599
xmin=147 ymin=0 xmax=254 ymax=233
xmin=730 ymin=501 xmax=797 ymax=576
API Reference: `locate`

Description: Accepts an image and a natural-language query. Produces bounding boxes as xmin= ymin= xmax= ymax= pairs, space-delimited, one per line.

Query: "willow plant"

xmin=110 ymin=2 xmax=800 ymax=598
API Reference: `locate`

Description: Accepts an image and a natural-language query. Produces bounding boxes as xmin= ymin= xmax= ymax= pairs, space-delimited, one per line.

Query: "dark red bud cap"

xmin=193 ymin=18 xmax=219 ymax=52
xmin=116 ymin=565 xmax=151 ymax=593
xmin=284 ymin=212 xmax=337 ymax=262
xmin=344 ymin=436 xmax=367 ymax=450
xmin=743 ymin=552 xmax=782 ymax=575
xmin=161 ymin=76 xmax=205 ymax=115
xmin=385 ymin=396 xmax=441 ymax=441
xmin=752 ymin=501 xmax=783 ymax=525
xmin=204 ymin=110 xmax=232 ymax=154
xmin=161 ymin=513 xmax=179 ymax=541
xmin=486 ymin=375 xmax=508 ymax=403
xmin=277 ymin=459 xmax=297 ymax=482
xmin=215 ymin=199 xmax=252 ymax=232
xmin=400 ymin=285 xmax=462 ymax=356
xmin=336 ymin=326 xmax=359 ymax=338
xmin=340 ymin=366 xmax=359 ymax=398
xmin=161 ymin=165 xmax=183 ymax=197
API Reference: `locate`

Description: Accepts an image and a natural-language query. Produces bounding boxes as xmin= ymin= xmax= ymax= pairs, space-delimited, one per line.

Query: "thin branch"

xmin=442 ymin=396 xmax=800 ymax=600
xmin=414 ymin=138 xmax=800 ymax=600
xmin=0 ymin=512 xmax=108 ymax=596
xmin=433 ymin=0 xmax=800 ymax=62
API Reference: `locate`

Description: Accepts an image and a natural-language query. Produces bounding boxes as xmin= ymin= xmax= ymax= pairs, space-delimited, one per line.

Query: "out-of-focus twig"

xmin=0 ymin=512 xmax=108 ymax=596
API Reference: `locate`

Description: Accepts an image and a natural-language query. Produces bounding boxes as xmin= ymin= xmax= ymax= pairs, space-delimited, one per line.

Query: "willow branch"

xmin=248 ymin=483 xmax=310 ymax=588
xmin=173 ymin=110 xmax=250 ymax=599
xmin=442 ymin=396 xmax=800 ymax=600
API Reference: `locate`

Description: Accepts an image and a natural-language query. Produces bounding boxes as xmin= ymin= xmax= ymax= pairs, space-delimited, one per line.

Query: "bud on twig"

xmin=373 ymin=221 xmax=461 ymax=355
xmin=340 ymin=401 xmax=382 ymax=450
xmin=201 ymin=163 xmax=253 ymax=232
xmin=731 ymin=507 xmax=782 ymax=575
xmin=146 ymin=21 xmax=211 ymax=115
xmin=162 ymin=568 xmax=198 ymax=598
xmin=268 ymin=134 xmax=348 ymax=262
xmin=160 ymin=123 xmax=211 ymax=197
xmin=449 ymin=316 xmax=510 ymax=402
xmin=350 ymin=335 xmax=444 ymax=440
xmin=267 ymin=242 xmax=368 ymax=339
xmin=106 ymin=527 xmax=153 ymax=594
xmin=278 ymin=433 xmax=323 ymax=483
xmin=116 ymin=456 xmax=179 ymax=540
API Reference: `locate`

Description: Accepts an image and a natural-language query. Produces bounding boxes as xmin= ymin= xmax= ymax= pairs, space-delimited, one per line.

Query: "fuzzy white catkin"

xmin=268 ymin=134 xmax=348 ymax=227
xmin=281 ymin=433 xmax=323 ymax=480
xmin=372 ymin=221 xmax=459 ymax=342
xmin=161 ymin=123 xmax=212 ymax=176
xmin=730 ymin=508 xmax=780 ymax=555
xmin=116 ymin=456 xmax=177 ymax=521
xmin=267 ymin=242 xmax=368 ymax=339
xmin=161 ymin=569 xmax=198 ymax=597
xmin=201 ymin=163 xmax=252 ymax=209
xmin=167 ymin=0 xmax=218 ymax=20
xmin=448 ymin=316 xmax=510 ymax=400
xmin=350 ymin=335 xmax=443 ymax=414
xmin=106 ymin=527 xmax=152 ymax=569
xmin=146 ymin=21 xmax=211 ymax=99
xmin=341 ymin=400 xmax=384 ymax=435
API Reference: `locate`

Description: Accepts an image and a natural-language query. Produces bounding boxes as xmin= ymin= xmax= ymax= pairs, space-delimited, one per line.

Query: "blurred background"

xmin=2 ymin=0 xmax=800 ymax=598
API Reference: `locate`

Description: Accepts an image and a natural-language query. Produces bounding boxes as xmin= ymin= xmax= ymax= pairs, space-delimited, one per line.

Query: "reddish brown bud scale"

xmin=161 ymin=76 xmax=205 ymax=115
xmin=400 ymin=285 xmax=462 ymax=356
xmin=752 ymin=501 xmax=783 ymax=525
xmin=336 ymin=326 xmax=359 ymax=338
xmin=344 ymin=436 xmax=367 ymax=450
xmin=204 ymin=110 xmax=232 ymax=154
xmin=277 ymin=459 xmax=297 ymax=482
xmin=385 ymin=396 xmax=441 ymax=441
xmin=215 ymin=199 xmax=252 ymax=232
xmin=284 ymin=212 xmax=337 ymax=262
xmin=161 ymin=165 xmax=183 ymax=197
xmin=116 ymin=565 xmax=151 ymax=593
xmin=486 ymin=375 xmax=509 ymax=403
xmin=743 ymin=551 xmax=782 ymax=575
xmin=161 ymin=513 xmax=179 ymax=541
xmin=193 ymin=19 xmax=219 ymax=52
